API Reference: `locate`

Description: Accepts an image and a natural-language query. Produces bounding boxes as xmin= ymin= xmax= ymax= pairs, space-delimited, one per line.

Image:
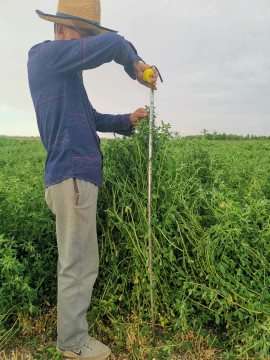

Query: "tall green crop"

xmin=1 ymin=113 xmax=270 ymax=357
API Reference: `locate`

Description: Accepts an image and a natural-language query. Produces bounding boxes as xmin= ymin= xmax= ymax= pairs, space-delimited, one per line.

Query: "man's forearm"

xmin=92 ymin=109 xmax=135 ymax=136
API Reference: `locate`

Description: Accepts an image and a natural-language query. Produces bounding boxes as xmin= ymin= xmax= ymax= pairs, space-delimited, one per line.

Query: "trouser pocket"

xmin=73 ymin=177 xmax=81 ymax=205
xmin=73 ymin=178 xmax=99 ymax=207
xmin=45 ymin=187 xmax=54 ymax=214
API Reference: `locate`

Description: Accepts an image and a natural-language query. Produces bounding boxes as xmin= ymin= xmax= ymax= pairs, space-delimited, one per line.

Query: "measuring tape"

xmin=143 ymin=65 xmax=163 ymax=84
xmin=142 ymin=66 xmax=163 ymax=346
xmin=143 ymin=68 xmax=155 ymax=83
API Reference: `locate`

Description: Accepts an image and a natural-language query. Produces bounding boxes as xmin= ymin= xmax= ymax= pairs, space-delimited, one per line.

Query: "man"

xmin=27 ymin=0 xmax=158 ymax=359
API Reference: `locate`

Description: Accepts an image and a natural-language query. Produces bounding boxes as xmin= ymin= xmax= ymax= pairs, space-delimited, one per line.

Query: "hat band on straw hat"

xmin=36 ymin=10 xmax=118 ymax=34
xmin=56 ymin=12 xmax=101 ymax=26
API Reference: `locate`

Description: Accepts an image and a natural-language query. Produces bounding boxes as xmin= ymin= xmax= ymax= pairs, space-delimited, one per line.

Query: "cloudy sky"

xmin=1 ymin=0 xmax=270 ymax=138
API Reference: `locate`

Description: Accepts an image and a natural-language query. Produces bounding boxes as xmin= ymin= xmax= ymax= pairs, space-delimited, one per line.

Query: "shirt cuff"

xmin=123 ymin=39 xmax=141 ymax=80
xmin=124 ymin=55 xmax=141 ymax=80
xmin=120 ymin=114 xmax=136 ymax=137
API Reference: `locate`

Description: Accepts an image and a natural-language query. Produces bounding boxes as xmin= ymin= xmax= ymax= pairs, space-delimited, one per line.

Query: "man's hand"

xmin=133 ymin=62 xmax=158 ymax=90
xmin=130 ymin=108 xmax=148 ymax=126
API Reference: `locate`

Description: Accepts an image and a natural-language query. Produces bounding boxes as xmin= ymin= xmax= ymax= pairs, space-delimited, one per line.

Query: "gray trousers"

xmin=45 ymin=177 xmax=99 ymax=350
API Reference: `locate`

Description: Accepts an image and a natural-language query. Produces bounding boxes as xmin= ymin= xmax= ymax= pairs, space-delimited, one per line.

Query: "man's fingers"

xmin=140 ymin=79 xmax=158 ymax=90
xmin=150 ymin=84 xmax=157 ymax=90
xmin=137 ymin=109 xmax=148 ymax=118
xmin=139 ymin=112 xmax=148 ymax=117
xmin=138 ymin=107 xmax=147 ymax=112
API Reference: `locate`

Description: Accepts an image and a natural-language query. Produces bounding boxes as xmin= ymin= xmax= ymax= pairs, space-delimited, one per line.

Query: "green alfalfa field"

xmin=1 ymin=110 xmax=270 ymax=360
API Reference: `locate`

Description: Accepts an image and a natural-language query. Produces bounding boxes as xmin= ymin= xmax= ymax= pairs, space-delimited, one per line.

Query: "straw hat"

xmin=36 ymin=0 xmax=118 ymax=35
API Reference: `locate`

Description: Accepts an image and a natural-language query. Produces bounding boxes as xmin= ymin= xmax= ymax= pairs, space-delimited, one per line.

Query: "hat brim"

xmin=36 ymin=10 xmax=118 ymax=35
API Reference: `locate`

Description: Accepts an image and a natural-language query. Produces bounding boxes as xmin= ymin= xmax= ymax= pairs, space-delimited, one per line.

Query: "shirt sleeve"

xmin=92 ymin=107 xmax=135 ymax=137
xmin=46 ymin=33 xmax=142 ymax=80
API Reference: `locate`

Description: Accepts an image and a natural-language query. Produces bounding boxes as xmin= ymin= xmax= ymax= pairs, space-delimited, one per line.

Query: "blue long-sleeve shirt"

xmin=27 ymin=33 xmax=142 ymax=188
